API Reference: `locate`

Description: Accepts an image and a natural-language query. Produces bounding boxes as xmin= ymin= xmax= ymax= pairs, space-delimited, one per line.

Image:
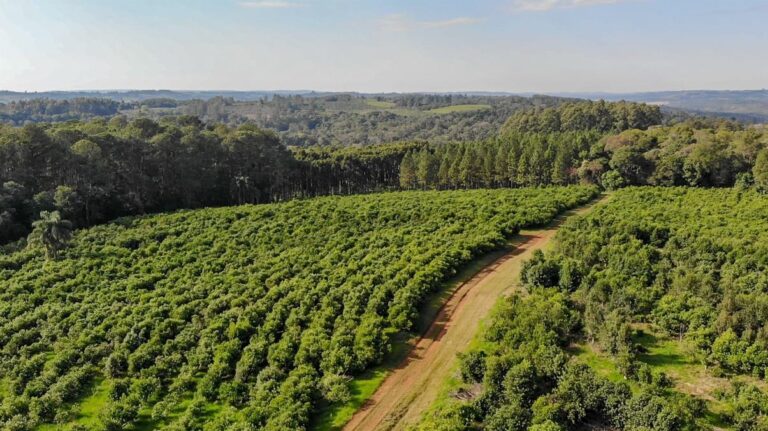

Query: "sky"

xmin=0 ymin=0 xmax=766 ymax=93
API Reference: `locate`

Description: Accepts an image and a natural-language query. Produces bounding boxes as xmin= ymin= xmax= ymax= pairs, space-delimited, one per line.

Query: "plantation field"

xmin=0 ymin=186 xmax=597 ymax=430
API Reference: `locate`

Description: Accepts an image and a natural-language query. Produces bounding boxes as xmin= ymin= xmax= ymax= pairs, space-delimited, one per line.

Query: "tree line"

xmin=398 ymin=123 xmax=768 ymax=192
xmin=0 ymin=98 xmax=122 ymax=124
xmin=1 ymin=94 xmax=584 ymax=146
xmin=500 ymin=99 xmax=663 ymax=134
xmin=5 ymin=99 xmax=764 ymax=248
xmin=398 ymin=131 xmax=602 ymax=190
xmin=0 ymin=118 xmax=421 ymax=246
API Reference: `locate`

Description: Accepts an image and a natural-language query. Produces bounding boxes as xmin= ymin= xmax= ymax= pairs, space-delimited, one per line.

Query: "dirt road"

xmin=342 ymin=197 xmax=607 ymax=431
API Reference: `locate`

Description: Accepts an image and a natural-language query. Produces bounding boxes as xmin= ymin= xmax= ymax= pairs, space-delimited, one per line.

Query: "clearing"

xmin=427 ymin=104 xmax=491 ymax=114
xmin=571 ymin=326 xmax=768 ymax=430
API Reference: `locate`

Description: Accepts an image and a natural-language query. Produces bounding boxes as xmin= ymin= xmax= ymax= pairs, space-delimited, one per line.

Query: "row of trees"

xmin=398 ymin=132 xmax=601 ymax=189
xmin=500 ymin=100 xmax=663 ymax=134
xmin=397 ymin=124 xmax=768 ymax=191
xmin=4 ymin=100 xmax=764 ymax=248
xmin=0 ymin=98 xmax=121 ymax=124
xmin=0 ymin=119 xmax=423 ymax=246
xmin=0 ymin=99 xmax=663 ymax=247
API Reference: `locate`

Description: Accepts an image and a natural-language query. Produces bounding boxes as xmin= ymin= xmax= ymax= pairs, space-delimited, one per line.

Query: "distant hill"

xmin=3 ymin=89 xmax=767 ymax=122
xmin=557 ymin=89 xmax=768 ymax=122
xmin=0 ymin=89 xmax=318 ymax=103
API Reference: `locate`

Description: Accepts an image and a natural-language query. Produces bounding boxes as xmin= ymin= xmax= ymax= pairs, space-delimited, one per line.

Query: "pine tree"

xmin=516 ymin=153 xmax=529 ymax=186
xmin=416 ymin=149 xmax=438 ymax=189
xmin=437 ymin=154 xmax=451 ymax=189
xmin=495 ymin=142 xmax=510 ymax=187
xmin=399 ymin=151 xmax=417 ymax=190
xmin=551 ymin=150 xmax=570 ymax=185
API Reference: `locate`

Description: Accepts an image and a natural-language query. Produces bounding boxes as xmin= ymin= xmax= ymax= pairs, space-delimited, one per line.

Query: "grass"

xmin=427 ymin=104 xmax=491 ymax=114
xmin=311 ymin=342 xmax=409 ymax=431
xmin=568 ymin=345 xmax=630 ymax=385
xmin=570 ymin=326 xmax=745 ymax=429
xmin=75 ymin=379 xmax=111 ymax=427
xmin=634 ymin=330 xmax=700 ymax=383
xmin=36 ymin=378 xmax=110 ymax=430
xmin=34 ymin=375 xmax=229 ymax=431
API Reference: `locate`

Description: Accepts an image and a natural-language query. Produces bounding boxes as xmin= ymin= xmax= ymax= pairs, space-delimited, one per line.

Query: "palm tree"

xmin=28 ymin=211 xmax=73 ymax=260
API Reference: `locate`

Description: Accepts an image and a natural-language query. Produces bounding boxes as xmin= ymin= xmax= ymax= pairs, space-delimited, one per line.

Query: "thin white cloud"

xmin=423 ymin=17 xmax=484 ymax=28
xmin=510 ymin=0 xmax=626 ymax=12
xmin=378 ymin=14 xmax=483 ymax=32
xmin=238 ymin=1 xmax=302 ymax=9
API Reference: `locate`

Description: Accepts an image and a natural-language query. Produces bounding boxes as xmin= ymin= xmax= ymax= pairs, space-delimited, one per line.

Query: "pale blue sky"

xmin=0 ymin=0 xmax=766 ymax=93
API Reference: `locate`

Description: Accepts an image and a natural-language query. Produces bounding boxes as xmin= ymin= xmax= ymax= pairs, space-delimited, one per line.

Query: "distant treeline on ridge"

xmin=2 ymin=99 xmax=768 ymax=247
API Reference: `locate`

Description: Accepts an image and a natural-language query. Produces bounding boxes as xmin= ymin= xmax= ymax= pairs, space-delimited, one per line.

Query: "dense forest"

xmin=0 ymin=99 xmax=121 ymax=124
xmin=157 ymin=94 xmax=581 ymax=146
xmin=0 ymin=94 xmax=595 ymax=146
xmin=0 ymin=117 xmax=424 ymax=246
xmin=398 ymin=122 xmax=768 ymax=191
xmin=417 ymin=188 xmax=768 ymax=430
xmin=0 ymin=187 xmax=596 ymax=430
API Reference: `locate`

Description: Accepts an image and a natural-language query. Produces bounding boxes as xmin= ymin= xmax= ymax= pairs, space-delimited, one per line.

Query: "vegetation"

xmin=500 ymin=100 xmax=663 ymax=134
xmin=3 ymin=100 xmax=765 ymax=252
xmin=397 ymin=123 xmax=767 ymax=191
xmin=0 ymin=118 xmax=425 ymax=246
xmin=0 ymin=98 xmax=121 ymax=124
xmin=27 ymin=210 xmax=73 ymax=260
xmin=397 ymin=131 xmax=604 ymax=190
xmin=0 ymin=94 xmax=575 ymax=145
xmin=416 ymin=188 xmax=768 ymax=430
xmin=414 ymin=288 xmax=704 ymax=431
xmin=0 ymin=99 xmax=663 ymax=247
xmin=177 ymin=94 xmax=578 ymax=146
xmin=4 ymin=94 xmax=768 ymax=429
xmin=427 ymin=105 xmax=491 ymax=114
xmin=0 ymin=186 xmax=597 ymax=430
